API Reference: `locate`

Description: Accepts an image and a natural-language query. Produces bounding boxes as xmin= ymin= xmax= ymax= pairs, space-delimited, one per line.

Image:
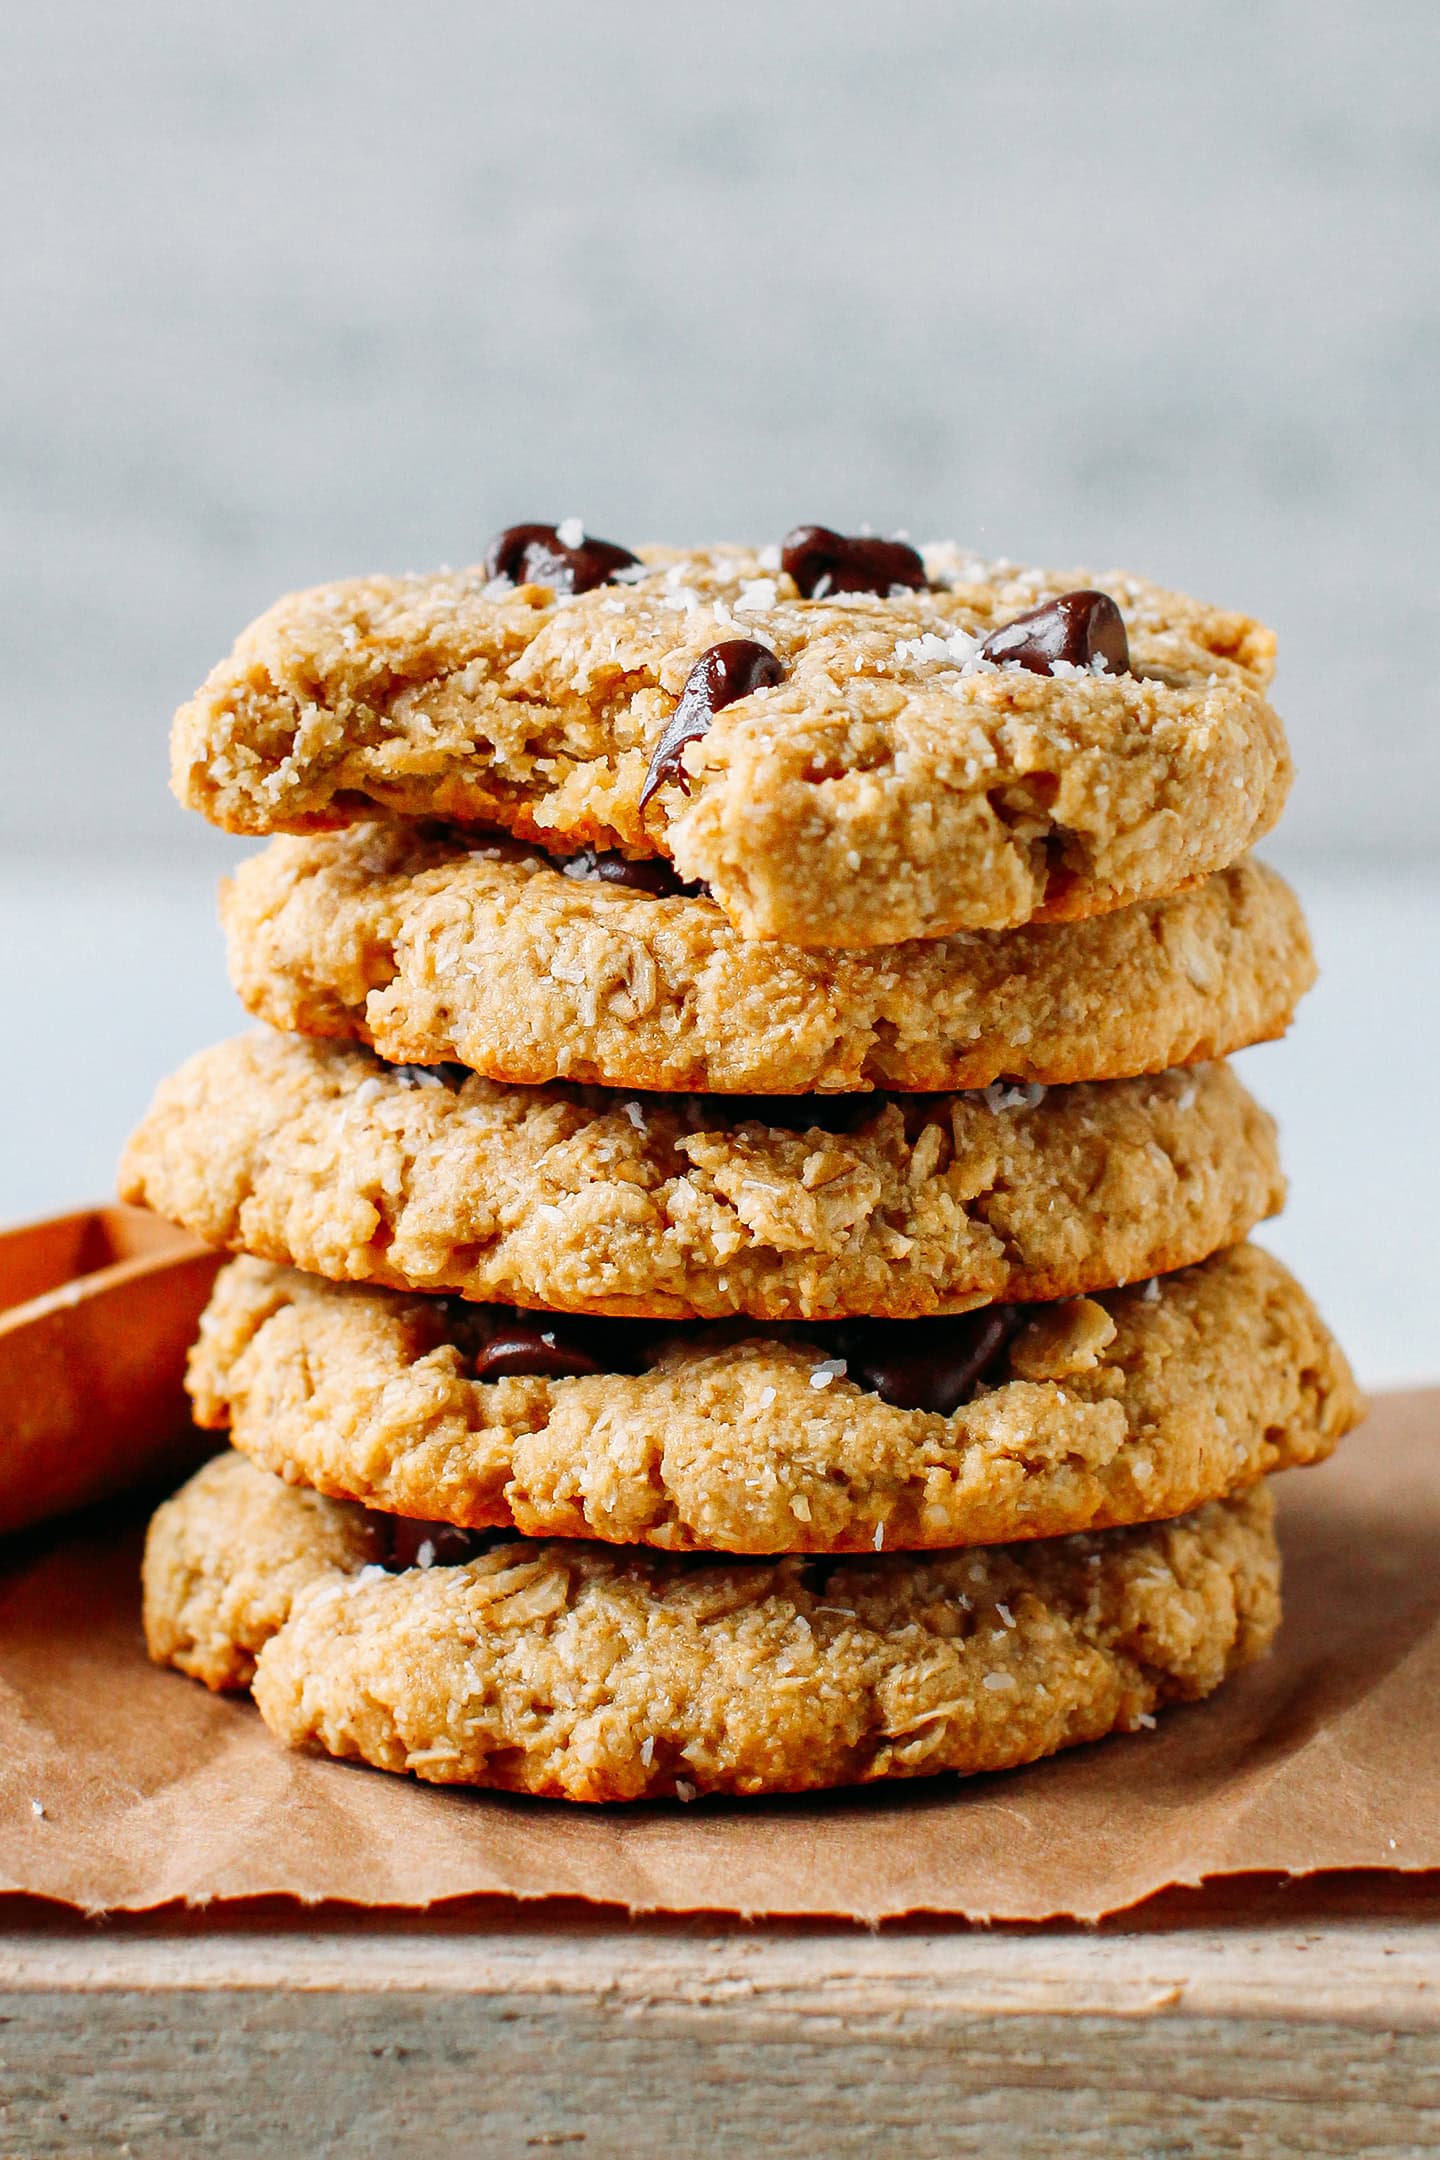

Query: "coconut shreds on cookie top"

xmin=144 ymin=1449 xmax=1282 ymax=1800
xmin=221 ymin=828 xmax=1315 ymax=1094
xmin=119 ymin=1031 xmax=1285 ymax=1321
xmin=171 ymin=536 xmax=1289 ymax=948
xmin=188 ymin=1243 xmax=1360 ymax=1556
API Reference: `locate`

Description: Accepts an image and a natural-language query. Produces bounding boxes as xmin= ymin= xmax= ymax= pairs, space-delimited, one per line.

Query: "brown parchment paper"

xmin=0 ymin=1388 xmax=1435 ymax=1924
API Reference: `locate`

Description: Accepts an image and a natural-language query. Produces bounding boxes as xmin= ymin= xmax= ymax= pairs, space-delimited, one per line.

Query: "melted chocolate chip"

xmin=462 ymin=1308 xmax=657 ymax=1381
xmin=563 ymin=849 xmax=696 ymax=897
xmin=978 ymin=590 xmax=1130 ymax=677
xmin=369 ymin=1512 xmax=494 ymax=1571
xmin=484 ymin=522 xmax=640 ymax=596
xmin=829 ymin=1307 xmax=1024 ymax=1416
xmin=638 ymin=639 xmax=784 ymax=810
xmin=780 ymin=525 xmax=927 ymax=600
xmin=471 ymin=1319 xmax=607 ymax=1383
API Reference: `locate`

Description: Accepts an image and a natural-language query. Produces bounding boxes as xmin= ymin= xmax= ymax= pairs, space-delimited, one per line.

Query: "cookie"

xmin=119 ymin=1033 xmax=1282 ymax=1320
xmin=171 ymin=539 xmax=1289 ymax=948
xmin=222 ymin=828 xmax=1315 ymax=1095
xmin=144 ymin=1450 xmax=1280 ymax=1800
xmin=190 ymin=1244 xmax=1360 ymax=1555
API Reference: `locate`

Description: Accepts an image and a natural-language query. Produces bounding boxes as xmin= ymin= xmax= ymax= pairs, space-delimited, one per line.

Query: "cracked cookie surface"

xmin=119 ymin=1033 xmax=1283 ymax=1320
xmin=144 ymin=1451 xmax=1281 ymax=1799
xmin=223 ymin=829 xmax=1314 ymax=1094
xmin=190 ymin=1245 xmax=1359 ymax=1554
xmin=172 ymin=544 xmax=1289 ymax=947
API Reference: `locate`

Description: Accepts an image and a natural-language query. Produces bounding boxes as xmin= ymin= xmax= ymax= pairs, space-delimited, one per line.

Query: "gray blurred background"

xmin=3 ymin=0 xmax=1437 ymax=1376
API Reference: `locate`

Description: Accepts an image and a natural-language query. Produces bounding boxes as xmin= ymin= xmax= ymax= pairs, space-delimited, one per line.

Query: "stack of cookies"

xmin=123 ymin=522 xmax=1362 ymax=1803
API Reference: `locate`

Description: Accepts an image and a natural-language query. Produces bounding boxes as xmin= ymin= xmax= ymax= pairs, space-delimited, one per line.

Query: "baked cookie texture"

xmin=144 ymin=1450 xmax=1280 ymax=1799
xmin=190 ymin=1245 xmax=1360 ymax=1555
xmin=223 ymin=829 xmax=1315 ymax=1095
xmin=172 ymin=545 xmax=1289 ymax=947
xmin=119 ymin=1033 xmax=1283 ymax=1321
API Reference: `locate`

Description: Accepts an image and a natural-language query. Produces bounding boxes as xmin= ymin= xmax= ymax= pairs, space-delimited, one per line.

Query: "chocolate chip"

xmin=638 ymin=639 xmax=784 ymax=810
xmin=471 ymin=1318 xmax=607 ymax=1382
xmin=978 ymin=590 xmax=1130 ymax=677
xmin=379 ymin=1515 xmax=492 ymax=1570
xmin=563 ymin=849 xmax=696 ymax=897
xmin=830 ymin=1307 xmax=1024 ymax=1416
xmin=780 ymin=524 xmax=927 ymax=600
xmin=484 ymin=522 xmax=640 ymax=596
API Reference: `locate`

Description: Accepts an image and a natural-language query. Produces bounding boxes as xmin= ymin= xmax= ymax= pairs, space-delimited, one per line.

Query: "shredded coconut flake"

xmin=873 ymin=1521 xmax=885 ymax=1552
xmin=758 ymin=1385 xmax=777 ymax=1409
xmin=996 ymin=1602 xmax=1015 ymax=1629
xmin=981 ymin=1079 xmax=1046 ymax=1114
xmin=1136 ymin=1711 xmax=1157 ymax=1730
xmin=30 ymin=1800 xmax=45 ymax=1820
xmin=983 ymin=1672 xmax=1015 ymax=1692
xmin=639 ymin=1735 xmax=655 ymax=1767
xmin=674 ymin=1778 xmax=697 ymax=1803
xmin=809 ymin=1358 xmax=847 ymax=1390
xmin=556 ymin=517 xmax=585 ymax=549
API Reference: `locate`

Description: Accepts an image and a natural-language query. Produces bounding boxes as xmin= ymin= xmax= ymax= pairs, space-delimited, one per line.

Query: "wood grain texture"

xmin=2 ymin=1886 xmax=1437 ymax=2157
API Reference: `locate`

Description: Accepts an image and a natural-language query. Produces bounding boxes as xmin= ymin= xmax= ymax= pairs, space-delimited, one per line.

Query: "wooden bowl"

xmin=0 ymin=1205 xmax=223 ymax=1536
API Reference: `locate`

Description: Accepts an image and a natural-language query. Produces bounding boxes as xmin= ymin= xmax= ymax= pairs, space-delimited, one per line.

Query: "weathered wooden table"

xmin=2 ymin=1876 xmax=1436 ymax=2155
